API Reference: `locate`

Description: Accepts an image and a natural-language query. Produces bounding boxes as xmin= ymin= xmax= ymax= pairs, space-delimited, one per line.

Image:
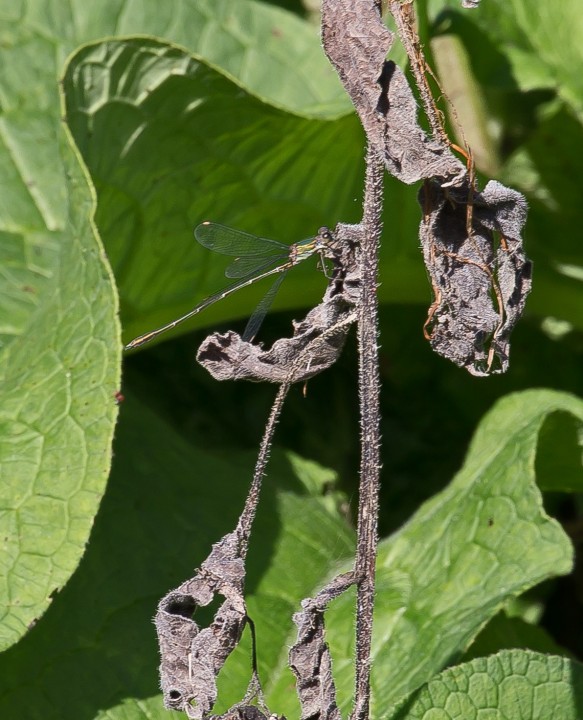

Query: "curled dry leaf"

xmin=289 ymin=572 xmax=356 ymax=720
xmin=420 ymin=179 xmax=532 ymax=375
xmin=321 ymin=0 xmax=465 ymax=186
xmin=197 ymin=224 xmax=361 ymax=384
xmin=155 ymin=531 xmax=248 ymax=719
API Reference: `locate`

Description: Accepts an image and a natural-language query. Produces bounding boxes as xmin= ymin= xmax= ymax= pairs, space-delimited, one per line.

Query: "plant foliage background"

xmin=1 ymin=0 xmax=583 ymax=718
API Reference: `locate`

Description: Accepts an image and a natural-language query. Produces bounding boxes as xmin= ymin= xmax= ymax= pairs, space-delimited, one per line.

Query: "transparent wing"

xmin=225 ymin=255 xmax=286 ymax=279
xmin=195 ymin=222 xmax=288 ymax=256
xmin=242 ymin=271 xmax=288 ymax=342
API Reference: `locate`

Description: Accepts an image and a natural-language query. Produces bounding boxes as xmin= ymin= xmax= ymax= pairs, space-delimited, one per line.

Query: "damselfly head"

xmin=315 ymin=226 xmax=335 ymax=248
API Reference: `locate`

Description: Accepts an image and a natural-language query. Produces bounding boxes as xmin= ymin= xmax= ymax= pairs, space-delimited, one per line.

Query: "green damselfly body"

xmin=125 ymin=222 xmax=338 ymax=350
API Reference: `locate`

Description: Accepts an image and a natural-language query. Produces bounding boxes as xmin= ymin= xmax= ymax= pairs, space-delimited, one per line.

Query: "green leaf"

xmin=389 ymin=650 xmax=583 ymax=720
xmin=0 ymin=16 xmax=120 ymax=651
xmin=431 ymin=0 xmax=558 ymax=94
xmin=506 ymin=0 xmax=583 ymax=121
xmin=503 ymin=46 xmax=557 ymax=94
xmin=60 ymin=37 xmax=364 ymax=346
xmin=25 ymin=0 xmax=349 ymax=117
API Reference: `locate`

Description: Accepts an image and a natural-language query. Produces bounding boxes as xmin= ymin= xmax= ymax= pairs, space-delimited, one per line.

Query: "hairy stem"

xmin=352 ymin=142 xmax=384 ymax=720
xmin=236 ymin=382 xmax=289 ymax=556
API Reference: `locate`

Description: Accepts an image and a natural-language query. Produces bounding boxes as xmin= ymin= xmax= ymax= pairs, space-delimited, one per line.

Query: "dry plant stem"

xmin=387 ymin=0 xmax=448 ymax=145
xmin=236 ymin=381 xmax=289 ymax=557
xmin=352 ymin=143 xmax=384 ymax=720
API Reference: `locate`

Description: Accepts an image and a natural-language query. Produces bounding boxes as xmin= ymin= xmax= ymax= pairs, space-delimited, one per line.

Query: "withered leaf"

xmin=321 ymin=0 xmax=529 ymax=376
xmin=420 ymin=178 xmax=531 ymax=375
xmin=196 ymin=299 xmax=354 ymax=384
xmin=156 ymin=229 xmax=361 ymax=718
xmin=321 ymin=0 xmax=465 ymax=186
xmin=197 ymin=225 xmax=361 ymax=384
xmin=155 ymin=531 xmax=247 ymax=719
xmin=289 ymin=572 xmax=356 ymax=720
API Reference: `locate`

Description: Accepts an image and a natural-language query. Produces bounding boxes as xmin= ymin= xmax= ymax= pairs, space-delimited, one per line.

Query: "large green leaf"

xmin=429 ymin=0 xmax=578 ymax=100
xmin=389 ymin=650 xmax=583 ymax=720
xmin=26 ymin=0 xmax=349 ymax=116
xmin=0 ymin=0 xmax=349 ymax=654
xmin=505 ymin=0 xmax=583 ymax=120
xmin=365 ymin=389 xmax=578 ymax=713
xmin=0 ymin=17 xmax=121 ymax=651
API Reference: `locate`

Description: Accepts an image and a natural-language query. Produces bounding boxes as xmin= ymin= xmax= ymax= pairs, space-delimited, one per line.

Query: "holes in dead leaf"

xmin=167 ymin=594 xmax=197 ymax=619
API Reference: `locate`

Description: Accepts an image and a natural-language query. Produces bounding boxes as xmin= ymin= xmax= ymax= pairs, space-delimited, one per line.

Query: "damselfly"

xmin=125 ymin=222 xmax=337 ymax=350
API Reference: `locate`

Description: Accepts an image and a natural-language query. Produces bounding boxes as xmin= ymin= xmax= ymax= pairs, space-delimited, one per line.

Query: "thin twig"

xmin=388 ymin=0 xmax=448 ymax=144
xmin=352 ymin=142 xmax=384 ymax=720
xmin=236 ymin=381 xmax=289 ymax=557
